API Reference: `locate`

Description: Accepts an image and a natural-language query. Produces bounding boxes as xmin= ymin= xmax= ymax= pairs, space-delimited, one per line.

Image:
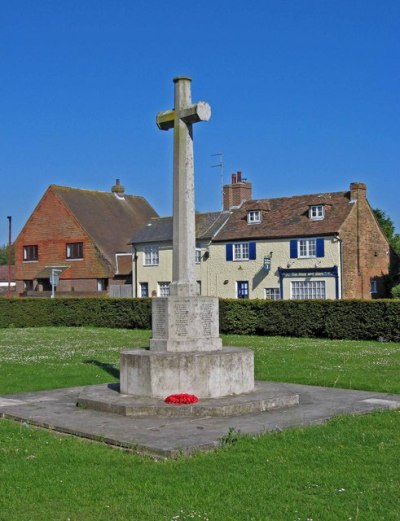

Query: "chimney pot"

xmin=223 ymin=172 xmax=252 ymax=210
xmin=112 ymin=179 xmax=125 ymax=195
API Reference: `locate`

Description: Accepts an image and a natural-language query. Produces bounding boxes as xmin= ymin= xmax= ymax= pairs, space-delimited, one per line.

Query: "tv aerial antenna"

xmin=211 ymin=152 xmax=224 ymax=210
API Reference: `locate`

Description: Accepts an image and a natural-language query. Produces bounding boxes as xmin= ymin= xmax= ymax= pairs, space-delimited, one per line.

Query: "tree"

xmin=0 ymin=243 xmax=14 ymax=265
xmin=373 ymin=208 xmax=400 ymax=256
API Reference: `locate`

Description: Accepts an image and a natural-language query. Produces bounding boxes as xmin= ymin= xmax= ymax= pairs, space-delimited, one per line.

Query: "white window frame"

xmin=264 ymin=288 xmax=281 ymax=300
xmin=143 ymin=246 xmax=159 ymax=266
xmin=298 ymin=239 xmax=317 ymax=258
xmin=247 ymin=210 xmax=261 ymax=224
xmin=291 ymin=280 xmax=326 ymax=300
xmin=233 ymin=242 xmax=249 ymax=261
xmin=309 ymin=205 xmax=324 ymax=220
xmin=195 ymin=248 xmax=202 ymax=264
xmin=158 ymin=281 xmax=170 ymax=297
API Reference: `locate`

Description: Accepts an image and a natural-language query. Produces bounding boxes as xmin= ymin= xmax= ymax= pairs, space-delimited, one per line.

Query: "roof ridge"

xmin=51 ymin=184 xmax=146 ymax=199
xmin=243 ymin=190 xmax=347 ymax=205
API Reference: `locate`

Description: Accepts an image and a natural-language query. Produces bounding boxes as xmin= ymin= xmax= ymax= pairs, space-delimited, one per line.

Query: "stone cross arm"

xmin=157 ymin=101 xmax=211 ymax=131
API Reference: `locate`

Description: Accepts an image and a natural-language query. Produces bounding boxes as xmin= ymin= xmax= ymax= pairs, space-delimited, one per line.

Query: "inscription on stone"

xmin=200 ymin=300 xmax=213 ymax=337
xmin=174 ymin=299 xmax=190 ymax=337
xmin=153 ymin=299 xmax=167 ymax=338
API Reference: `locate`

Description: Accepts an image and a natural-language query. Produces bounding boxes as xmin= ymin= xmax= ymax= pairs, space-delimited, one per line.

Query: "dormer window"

xmin=247 ymin=210 xmax=261 ymax=224
xmin=309 ymin=205 xmax=324 ymax=220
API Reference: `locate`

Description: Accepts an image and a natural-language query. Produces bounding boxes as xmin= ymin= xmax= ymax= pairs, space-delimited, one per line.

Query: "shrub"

xmin=219 ymin=299 xmax=400 ymax=341
xmin=391 ymin=283 xmax=400 ymax=299
xmin=1 ymin=297 xmax=400 ymax=342
xmin=0 ymin=298 xmax=152 ymax=329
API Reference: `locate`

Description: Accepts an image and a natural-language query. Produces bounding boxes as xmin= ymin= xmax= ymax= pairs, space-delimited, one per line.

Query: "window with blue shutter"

xmin=226 ymin=244 xmax=233 ymax=261
xmin=316 ymin=238 xmax=325 ymax=258
xmin=249 ymin=242 xmax=256 ymax=260
xmin=290 ymin=240 xmax=298 ymax=258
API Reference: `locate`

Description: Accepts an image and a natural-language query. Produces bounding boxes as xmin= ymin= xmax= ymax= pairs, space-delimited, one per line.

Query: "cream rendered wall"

xmin=134 ymin=236 xmax=342 ymax=299
xmin=135 ymin=243 xmax=206 ymax=297
xmin=206 ymin=236 xmax=341 ymax=299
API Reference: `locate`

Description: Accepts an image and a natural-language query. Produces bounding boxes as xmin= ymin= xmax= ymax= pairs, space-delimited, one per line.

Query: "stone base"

xmin=150 ymin=296 xmax=222 ymax=352
xmin=77 ymin=381 xmax=299 ymax=418
xmin=120 ymin=347 xmax=254 ymax=399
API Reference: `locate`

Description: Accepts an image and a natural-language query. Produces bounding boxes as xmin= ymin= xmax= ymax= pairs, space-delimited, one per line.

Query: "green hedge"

xmin=219 ymin=299 xmax=400 ymax=341
xmin=0 ymin=298 xmax=151 ymax=330
xmin=1 ymin=297 xmax=400 ymax=341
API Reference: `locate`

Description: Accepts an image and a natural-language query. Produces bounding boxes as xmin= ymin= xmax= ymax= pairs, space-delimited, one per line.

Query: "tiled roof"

xmin=0 ymin=265 xmax=15 ymax=281
xmin=116 ymin=254 xmax=133 ymax=275
xmin=214 ymin=191 xmax=354 ymax=241
xmin=131 ymin=211 xmax=231 ymax=244
xmin=52 ymin=186 xmax=158 ymax=263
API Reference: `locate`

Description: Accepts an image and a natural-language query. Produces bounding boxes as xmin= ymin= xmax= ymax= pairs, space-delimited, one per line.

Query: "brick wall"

xmin=15 ymin=187 xmax=112 ymax=292
xmin=340 ymin=183 xmax=391 ymax=299
xmin=223 ymin=172 xmax=252 ymax=210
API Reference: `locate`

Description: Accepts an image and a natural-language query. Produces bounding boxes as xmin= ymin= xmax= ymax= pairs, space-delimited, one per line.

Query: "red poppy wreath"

xmin=164 ymin=393 xmax=199 ymax=405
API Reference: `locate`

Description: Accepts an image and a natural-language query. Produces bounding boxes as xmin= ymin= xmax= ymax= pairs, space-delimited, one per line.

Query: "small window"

xmin=247 ymin=210 xmax=261 ymax=224
xmin=371 ymin=280 xmax=378 ymax=294
xmin=140 ymin=282 xmax=149 ymax=297
xmin=195 ymin=249 xmax=202 ymax=264
xmin=66 ymin=242 xmax=83 ymax=259
xmin=309 ymin=205 xmax=324 ymax=220
xmin=23 ymin=245 xmax=38 ymax=261
xmin=233 ymin=243 xmax=249 ymax=261
xmin=24 ymin=280 xmax=34 ymax=291
xmin=298 ymin=239 xmax=317 ymax=258
xmin=144 ymin=247 xmax=159 ymax=266
xmin=158 ymin=281 xmax=170 ymax=297
xmin=265 ymin=288 xmax=280 ymax=300
xmin=237 ymin=281 xmax=249 ymax=299
xmin=97 ymin=278 xmax=108 ymax=291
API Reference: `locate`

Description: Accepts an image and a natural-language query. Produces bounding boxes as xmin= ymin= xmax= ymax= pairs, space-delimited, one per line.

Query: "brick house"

xmin=131 ymin=175 xmax=395 ymax=300
xmin=14 ymin=181 xmax=157 ymax=296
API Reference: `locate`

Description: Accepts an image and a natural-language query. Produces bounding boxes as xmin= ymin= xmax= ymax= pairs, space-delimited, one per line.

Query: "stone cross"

xmin=156 ymin=77 xmax=211 ymax=297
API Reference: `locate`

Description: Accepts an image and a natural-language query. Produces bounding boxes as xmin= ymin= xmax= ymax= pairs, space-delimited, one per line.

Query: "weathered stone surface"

xmin=78 ymin=381 xmax=299 ymax=417
xmin=120 ymin=347 xmax=254 ymax=399
xmin=150 ymin=296 xmax=222 ymax=352
xmin=120 ymin=77 xmax=254 ymax=400
xmin=3 ymin=384 xmax=400 ymax=457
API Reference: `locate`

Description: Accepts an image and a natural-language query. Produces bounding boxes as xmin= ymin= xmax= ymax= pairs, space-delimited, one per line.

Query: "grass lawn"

xmin=1 ymin=327 xmax=400 ymax=521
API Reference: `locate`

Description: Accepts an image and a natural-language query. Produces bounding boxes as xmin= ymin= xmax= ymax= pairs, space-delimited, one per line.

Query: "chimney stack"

xmin=111 ymin=179 xmax=125 ymax=196
xmin=350 ymin=182 xmax=367 ymax=201
xmin=223 ymin=171 xmax=252 ymax=210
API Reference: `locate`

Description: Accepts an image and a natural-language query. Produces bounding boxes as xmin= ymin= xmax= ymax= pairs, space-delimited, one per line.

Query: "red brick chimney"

xmin=350 ymin=182 xmax=367 ymax=201
xmin=223 ymin=172 xmax=252 ymax=210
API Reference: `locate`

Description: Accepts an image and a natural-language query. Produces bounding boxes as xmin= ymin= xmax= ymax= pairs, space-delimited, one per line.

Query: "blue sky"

xmin=1 ymin=0 xmax=399 ymax=245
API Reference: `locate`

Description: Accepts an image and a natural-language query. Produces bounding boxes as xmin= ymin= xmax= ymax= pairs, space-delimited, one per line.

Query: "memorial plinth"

xmin=150 ymin=296 xmax=222 ymax=352
xmin=119 ymin=77 xmax=254 ymax=400
xmin=120 ymin=347 xmax=254 ymax=399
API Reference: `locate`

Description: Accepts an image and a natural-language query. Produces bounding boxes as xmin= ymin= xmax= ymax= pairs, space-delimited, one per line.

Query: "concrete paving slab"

xmin=1 ymin=383 xmax=400 ymax=458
